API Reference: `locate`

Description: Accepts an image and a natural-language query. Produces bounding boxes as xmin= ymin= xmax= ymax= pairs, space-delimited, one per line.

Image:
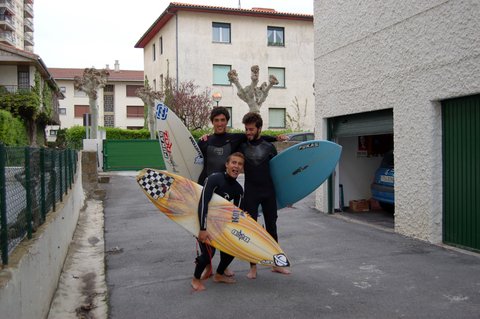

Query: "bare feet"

xmin=224 ymin=268 xmax=235 ymax=277
xmin=191 ymin=278 xmax=206 ymax=291
xmin=213 ymin=273 xmax=236 ymax=284
xmin=247 ymin=265 xmax=257 ymax=279
xmin=200 ymin=264 xmax=213 ymax=280
xmin=272 ymin=266 xmax=291 ymax=275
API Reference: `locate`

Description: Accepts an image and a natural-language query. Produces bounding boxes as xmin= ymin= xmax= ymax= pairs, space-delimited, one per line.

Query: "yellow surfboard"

xmin=137 ymin=168 xmax=290 ymax=267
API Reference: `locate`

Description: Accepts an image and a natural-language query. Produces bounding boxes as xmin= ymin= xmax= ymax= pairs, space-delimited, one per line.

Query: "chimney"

xmin=114 ymin=60 xmax=120 ymax=72
xmin=106 ymin=64 xmax=110 ymax=70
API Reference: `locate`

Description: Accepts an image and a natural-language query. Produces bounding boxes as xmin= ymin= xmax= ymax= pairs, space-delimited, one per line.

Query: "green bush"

xmin=65 ymin=125 xmax=86 ymax=150
xmin=105 ymin=127 xmax=150 ymax=140
xmin=0 ymin=110 xmax=28 ymax=146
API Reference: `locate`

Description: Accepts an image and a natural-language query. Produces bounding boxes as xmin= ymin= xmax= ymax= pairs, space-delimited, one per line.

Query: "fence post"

xmin=40 ymin=148 xmax=46 ymax=222
xmin=59 ymin=150 xmax=63 ymax=202
xmin=0 ymin=144 xmax=8 ymax=265
xmin=25 ymin=147 xmax=32 ymax=239
xmin=51 ymin=150 xmax=56 ymax=212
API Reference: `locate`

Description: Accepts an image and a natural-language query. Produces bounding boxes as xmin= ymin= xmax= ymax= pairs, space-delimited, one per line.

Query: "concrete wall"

xmin=314 ymin=0 xmax=480 ymax=242
xmin=0 ymin=162 xmax=84 ymax=319
xmin=143 ymin=9 xmax=315 ymax=130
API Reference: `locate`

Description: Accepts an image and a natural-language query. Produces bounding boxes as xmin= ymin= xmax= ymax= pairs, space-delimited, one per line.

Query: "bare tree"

xmin=74 ymin=68 xmax=109 ymax=139
xmin=136 ymin=78 xmax=164 ymax=139
xmin=286 ymin=97 xmax=308 ymax=131
xmin=228 ymin=65 xmax=278 ymax=113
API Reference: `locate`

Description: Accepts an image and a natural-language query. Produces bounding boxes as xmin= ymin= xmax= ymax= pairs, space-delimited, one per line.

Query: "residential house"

xmin=313 ymin=0 xmax=480 ymax=250
xmin=0 ymin=0 xmax=34 ymax=52
xmin=49 ymin=61 xmax=145 ymax=130
xmin=135 ymin=2 xmax=314 ymax=130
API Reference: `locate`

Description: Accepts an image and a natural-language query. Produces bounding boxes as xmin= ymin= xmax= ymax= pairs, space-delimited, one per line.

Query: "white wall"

xmin=0 ymin=166 xmax=84 ymax=319
xmin=314 ymin=0 xmax=480 ymax=242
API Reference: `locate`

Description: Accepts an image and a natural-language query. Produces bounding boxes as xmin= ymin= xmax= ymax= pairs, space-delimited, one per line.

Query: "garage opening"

xmin=328 ymin=109 xmax=394 ymax=228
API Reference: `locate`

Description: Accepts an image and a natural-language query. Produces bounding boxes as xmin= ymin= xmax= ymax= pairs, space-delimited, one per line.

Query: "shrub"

xmin=0 ymin=110 xmax=28 ymax=146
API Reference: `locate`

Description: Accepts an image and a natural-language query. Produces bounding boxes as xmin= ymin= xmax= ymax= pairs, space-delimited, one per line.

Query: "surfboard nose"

xmin=137 ymin=168 xmax=175 ymax=200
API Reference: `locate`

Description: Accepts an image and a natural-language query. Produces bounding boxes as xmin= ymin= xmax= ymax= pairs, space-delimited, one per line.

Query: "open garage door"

xmin=327 ymin=109 xmax=394 ymax=228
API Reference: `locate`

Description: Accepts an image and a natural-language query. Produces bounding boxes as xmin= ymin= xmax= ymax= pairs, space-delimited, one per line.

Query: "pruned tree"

xmin=228 ymin=65 xmax=278 ymax=113
xmin=286 ymin=97 xmax=308 ymax=131
xmin=74 ymin=68 xmax=109 ymax=139
xmin=136 ymin=76 xmax=164 ymax=139
xmin=164 ymin=76 xmax=212 ymax=130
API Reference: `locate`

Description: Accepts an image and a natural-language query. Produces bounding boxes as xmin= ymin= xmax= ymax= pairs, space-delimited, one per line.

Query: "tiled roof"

xmin=49 ymin=68 xmax=144 ymax=82
xmin=135 ymin=2 xmax=313 ymax=48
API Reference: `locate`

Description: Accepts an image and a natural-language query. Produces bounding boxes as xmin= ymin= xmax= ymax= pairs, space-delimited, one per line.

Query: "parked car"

xmin=285 ymin=132 xmax=315 ymax=142
xmin=371 ymin=150 xmax=394 ymax=211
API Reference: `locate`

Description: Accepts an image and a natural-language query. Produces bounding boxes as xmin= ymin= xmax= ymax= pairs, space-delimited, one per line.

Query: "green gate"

xmin=442 ymin=94 xmax=480 ymax=251
xmin=103 ymin=140 xmax=165 ymax=171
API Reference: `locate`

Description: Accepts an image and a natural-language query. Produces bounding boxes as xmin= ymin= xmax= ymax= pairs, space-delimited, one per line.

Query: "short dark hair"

xmin=242 ymin=112 xmax=263 ymax=128
xmin=227 ymin=152 xmax=244 ymax=163
xmin=210 ymin=107 xmax=230 ymax=122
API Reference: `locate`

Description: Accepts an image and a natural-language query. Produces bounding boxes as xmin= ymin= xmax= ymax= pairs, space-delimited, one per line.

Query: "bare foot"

xmin=213 ymin=274 xmax=236 ymax=284
xmin=200 ymin=264 xmax=213 ymax=280
xmin=247 ymin=265 xmax=257 ymax=279
xmin=224 ymin=268 xmax=235 ymax=277
xmin=191 ymin=278 xmax=206 ymax=291
xmin=272 ymin=266 xmax=291 ymax=275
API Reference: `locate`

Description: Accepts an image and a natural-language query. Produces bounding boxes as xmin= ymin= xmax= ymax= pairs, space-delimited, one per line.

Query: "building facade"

xmin=49 ymin=61 xmax=145 ymax=130
xmin=314 ymin=0 xmax=480 ymax=250
xmin=0 ymin=0 xmax=34 ymax=52
xmin=135 ymin=3 xmax=314 ymax=130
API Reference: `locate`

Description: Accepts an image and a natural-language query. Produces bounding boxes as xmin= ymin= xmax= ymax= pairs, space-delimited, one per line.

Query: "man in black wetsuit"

xmin=240 ymin=112 xmax=291 ymax=279
xmin=191 ymin=152 xmax=245 ymax=291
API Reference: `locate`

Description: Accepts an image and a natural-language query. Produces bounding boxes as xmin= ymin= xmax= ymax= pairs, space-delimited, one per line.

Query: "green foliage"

xmin=0 ymin=110 xmax=28 ymax=146
xmin=65 ymin=125 xmax=86 ymax=149
xmin=0 ymin=90 xmax=40 ymax=119
xmin=105 ymin=127 xmax=150 ymax=140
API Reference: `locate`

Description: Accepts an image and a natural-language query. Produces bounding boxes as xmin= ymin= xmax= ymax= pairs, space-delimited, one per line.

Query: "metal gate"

xmin=442 ymin=94 xmax=480 ymax=251
xmin=103 ymin=140 xmax=165 ymax=171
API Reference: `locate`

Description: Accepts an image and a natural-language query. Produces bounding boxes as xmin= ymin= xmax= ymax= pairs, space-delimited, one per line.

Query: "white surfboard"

xmin=155 ymin=101 xmax=203 ymax=181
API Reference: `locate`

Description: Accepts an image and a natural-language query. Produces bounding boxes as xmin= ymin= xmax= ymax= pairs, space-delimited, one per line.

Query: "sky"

xmin=34 ymin=0 xmax=313 ymax=71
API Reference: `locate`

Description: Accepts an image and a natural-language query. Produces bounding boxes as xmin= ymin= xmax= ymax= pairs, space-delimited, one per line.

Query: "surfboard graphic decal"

xmin=138 ymin=169 xmax=175 ymax=199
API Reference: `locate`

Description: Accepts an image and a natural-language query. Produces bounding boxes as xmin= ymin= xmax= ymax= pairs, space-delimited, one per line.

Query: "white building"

xmin=135 ymin=2 xmax=314 ymax=130
xmin=314 ymin=0 xmax=480 ymax=250
xmin=49 ymin=61 xmax=145 ymax=130
xmin=0 ymin=0 xmax=34 ymax=52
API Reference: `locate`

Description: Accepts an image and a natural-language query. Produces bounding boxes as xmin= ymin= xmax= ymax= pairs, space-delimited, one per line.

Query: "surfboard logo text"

xmin=155 ymin=103 xmax=168 ymax=120
xmin=159 ymin=130 xmax=179 ymax=172
xmin=231 ymin=229 xmax=250 ymax=243
xmin=292 ymin=165 xmax=309 ymax=175
xmin=189 ymin=136 xmax=204 ymax=165
xmin=298 ymin=142 xmax=319 ymax=150
xmin=231 ymin=208 xmax=240 ymax=223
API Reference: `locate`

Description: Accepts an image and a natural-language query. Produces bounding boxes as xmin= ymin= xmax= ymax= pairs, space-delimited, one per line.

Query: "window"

xmin=212 ymin=22 xmax=231 ymax=43
xmin=269 ymin=108 xmax=286 ymax=128
xmin=153 ymin=43 xmax=156 ymax=61
xmin=268 ymin=26 xmax=284 ymax=46
xmin=126 ymin=85 xmax=143 ymax=97
xmin=213 ymin=64 xmax=231 ymax=85
xmin=17 ymin=65 xmax=30 ymax=90
xmin=74 ymin=89 xmax=87 ymax=97
xmin=59 ymin=108 xmax=66 ymax=115
xmin=127 ymin=105 xmax=144 ymax=118
xmin=49 ymin=130 xmax=57 ymax=136
xmin=268 ymin=67 xmax=285 ymax=88
xmin=74 ymin=105 xmax=89 ymax=118
xmin=104 ymin=114 xmax=114 ymax=127
xmin=60 ymin=86 xmax=66 ymax=93
xmin=226 ymin=107 xmax=232 ymax=128
xmin=160 ymin=36 xmax=163 ymax=54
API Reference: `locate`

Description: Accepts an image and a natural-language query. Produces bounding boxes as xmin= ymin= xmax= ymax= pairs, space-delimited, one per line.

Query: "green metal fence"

xmin=103 ymin=139 xmax=165 ymax=171
xmin=0 ymin=145 xmax=78 ymax=265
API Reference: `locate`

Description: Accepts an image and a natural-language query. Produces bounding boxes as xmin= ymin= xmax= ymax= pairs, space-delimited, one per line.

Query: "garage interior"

xmin=329 ymin=109 xmax=394 ymax=228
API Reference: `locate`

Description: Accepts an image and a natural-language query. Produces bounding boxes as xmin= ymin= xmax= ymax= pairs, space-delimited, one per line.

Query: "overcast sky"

xmin=34 ymin=0 xmax=313 ymax=70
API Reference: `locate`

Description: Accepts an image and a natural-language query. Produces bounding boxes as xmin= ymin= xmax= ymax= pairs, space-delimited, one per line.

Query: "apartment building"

xmin=49 ymin=61 xmax=145 ymax=130
xmin=135 ymin=3 xmax=314 ymax=130
xmin=0 ymin=0 xmax=34 ymax=52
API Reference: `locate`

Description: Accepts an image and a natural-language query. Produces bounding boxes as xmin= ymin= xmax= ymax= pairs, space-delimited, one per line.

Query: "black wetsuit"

xmin=194 ymin=172 xmax=244 ymax=279
xmin=197 ymin=132 xmax=276 ymax=185
xmin=240 ymin=138 xmax=279 ymax=241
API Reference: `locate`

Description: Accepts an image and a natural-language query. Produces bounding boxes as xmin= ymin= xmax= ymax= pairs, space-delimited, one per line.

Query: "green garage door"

xmin=443 ymin=94 xmax=480 ymax=251
xmin=103 ymin=140 xmax=165 ymax=171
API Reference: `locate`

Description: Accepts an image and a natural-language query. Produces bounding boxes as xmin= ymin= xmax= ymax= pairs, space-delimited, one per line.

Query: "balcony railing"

xmin=24 ymin=3 xmax=33 ymax=18
xmin=24 ymin=32 xmax=33 ymax=46
xmin=0 ymin=14 xmax=15 ymax=31
xmin=24 ymin=17 xmax=33 ymax=32
xmin=0 ymin=0 xmax=15 ymax=15
xmin=0 ymin=30 xmax=15 ymax=46
xmin=0 ymin=85 xmax=33 ymax=94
